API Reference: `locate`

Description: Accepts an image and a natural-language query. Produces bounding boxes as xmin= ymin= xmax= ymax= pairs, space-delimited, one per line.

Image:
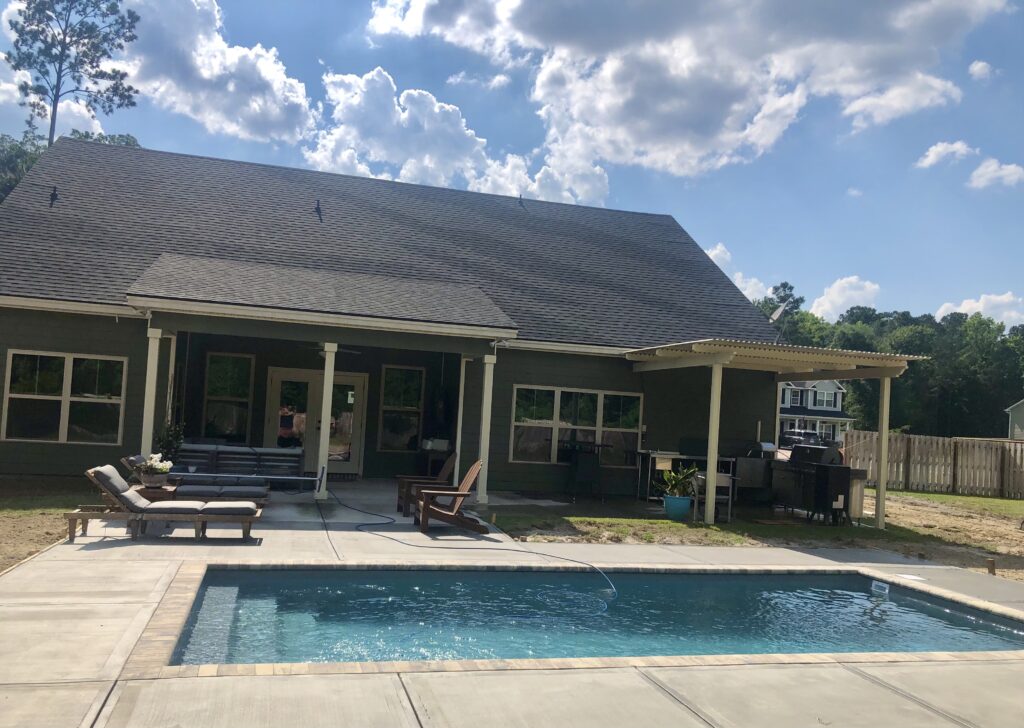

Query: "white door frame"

xmin=264 ymin=367 xmax=368 ymax=476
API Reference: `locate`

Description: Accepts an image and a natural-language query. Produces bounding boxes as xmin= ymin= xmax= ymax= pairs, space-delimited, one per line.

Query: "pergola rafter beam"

xmin=775 ymin=366 xmax=906 ymax=383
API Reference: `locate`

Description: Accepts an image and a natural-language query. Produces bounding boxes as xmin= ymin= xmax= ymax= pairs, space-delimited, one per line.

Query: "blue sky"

xmin=1 ymin=0 xmax=1022 ymax=324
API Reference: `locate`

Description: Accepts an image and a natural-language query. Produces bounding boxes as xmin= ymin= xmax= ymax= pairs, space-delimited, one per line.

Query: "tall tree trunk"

xmin=47 ymin=94 xmax=59 ymax=146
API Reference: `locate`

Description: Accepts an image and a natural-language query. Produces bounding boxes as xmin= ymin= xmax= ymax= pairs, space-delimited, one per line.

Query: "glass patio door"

xmin=265 ymin=368 xmax=367 ymax=475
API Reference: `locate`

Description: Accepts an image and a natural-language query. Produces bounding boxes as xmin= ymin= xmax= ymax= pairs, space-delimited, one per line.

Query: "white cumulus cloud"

xmin=446 ymin=71 xmax=511 ymax=89
xmin=968 ymin=157 xmax=1024 ymax=189
xmin=810 ymin=276 xmax=880 ymax=322
xmin=914 ymin=140 xmax=978 ymax=168
xmin=937 ymin=291 xmax=1024 ymax=325
xmin=368 ymin=0 xmax=1005 ymax=197
xmin=123 ymin=0 xmax=317 ymax=142
xmin=846 ymin=187 xmax=863 ymax=197
xmin=968 ymin=60 xmax=993 ymax=80
xmin=704 ymin=242 xmax=732 ymax=268
xmin=302 ymin=66 xmax=591 ymax=202
xmin=732 ymin=272 xmax=769 ymax=301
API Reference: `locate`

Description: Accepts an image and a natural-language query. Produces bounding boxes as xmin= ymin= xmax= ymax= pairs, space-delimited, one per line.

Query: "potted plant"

xmin=135 ymin=453 xmax=174 ymax=487
xmin=660 ymin=464 xmax=699 ymax=521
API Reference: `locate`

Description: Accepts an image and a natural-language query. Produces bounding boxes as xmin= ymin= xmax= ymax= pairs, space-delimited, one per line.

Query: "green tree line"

xmin=755 ymin=283 xmax=1024 ymax=438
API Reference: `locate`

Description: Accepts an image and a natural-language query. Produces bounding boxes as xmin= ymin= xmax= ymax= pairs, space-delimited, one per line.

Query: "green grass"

xmin=876 ymin=489 xmax=1024 ymax=520
xmin=0 ymin=477 xmax=94 ymax=514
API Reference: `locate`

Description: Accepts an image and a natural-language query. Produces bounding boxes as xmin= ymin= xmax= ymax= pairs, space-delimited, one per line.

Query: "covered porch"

xmin=129 ymin=254 xmax=517 ymax=504
xmin=627 ymin=339 xmax=924 ymax=527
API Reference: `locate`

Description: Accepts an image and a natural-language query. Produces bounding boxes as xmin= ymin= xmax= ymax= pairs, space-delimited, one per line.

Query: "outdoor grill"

xmin=771 ymin=444 xmax=852 ymax=524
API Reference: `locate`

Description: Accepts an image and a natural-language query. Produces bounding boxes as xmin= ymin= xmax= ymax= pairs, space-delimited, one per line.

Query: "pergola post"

xmin=315 ymin=342 xmax=338 ymax=501
xmin=875 ymin=375 xmax=892 ymax=529
xmin=453 ymin=356 xmax=468 ymax=486
xmin=476 ymin=353 xmax=496 ymax=504
xmin=704 ymin=362 xmax=724 ymax=524
xmin=140 ymin=327 xmax=162 ymax=456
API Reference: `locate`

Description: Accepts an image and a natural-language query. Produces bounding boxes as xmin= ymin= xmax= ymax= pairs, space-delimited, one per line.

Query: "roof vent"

xmin=49 ymin=186 xmax=58 ymax=208
xmin=314 ymin=199 xmax=323 ymax=223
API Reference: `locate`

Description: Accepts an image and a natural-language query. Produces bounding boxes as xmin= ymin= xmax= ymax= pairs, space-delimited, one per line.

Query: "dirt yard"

xmin=0 ymin=477 xmax=94 ymax=573
xmin=493 ymin=490 xmax=1024 ymax=582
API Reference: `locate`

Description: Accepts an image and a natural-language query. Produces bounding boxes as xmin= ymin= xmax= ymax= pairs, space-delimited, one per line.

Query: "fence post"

xmin=999 ymin=448 xmax=1007 ymax=499
xmin=950 ymin=439 xmax=959 ymax=495
xmin=904 ymin=436 xmax=912 ymax=490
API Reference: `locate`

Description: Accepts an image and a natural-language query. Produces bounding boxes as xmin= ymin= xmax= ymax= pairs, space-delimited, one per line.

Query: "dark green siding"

xmin=1 ymin=309 xmax=778 ymax=488
xmin=176 ymin=332 xmax=464 ymax=478
xmin=472 ymin=349 xmax=778 ymax=496
xmin=0 ymin=309 xmax=169 ymax=475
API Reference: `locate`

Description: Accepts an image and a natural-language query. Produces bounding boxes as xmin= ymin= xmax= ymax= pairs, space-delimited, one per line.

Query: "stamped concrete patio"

xmin=2 ymin=481 xmax=1023 ymax=728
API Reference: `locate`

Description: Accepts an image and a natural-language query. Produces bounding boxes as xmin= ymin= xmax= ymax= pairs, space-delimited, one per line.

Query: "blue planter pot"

xmin=663 ymin=495 xmax=693 ymax=521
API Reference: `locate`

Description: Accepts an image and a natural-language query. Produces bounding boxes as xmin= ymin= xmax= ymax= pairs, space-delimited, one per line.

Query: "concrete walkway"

xmin=2 ymin=483 xmax=1023 ymax=728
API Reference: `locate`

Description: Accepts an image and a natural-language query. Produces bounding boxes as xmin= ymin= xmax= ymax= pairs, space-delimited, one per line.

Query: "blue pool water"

xmin=172 ymin=569 xmax=1024 ymax=665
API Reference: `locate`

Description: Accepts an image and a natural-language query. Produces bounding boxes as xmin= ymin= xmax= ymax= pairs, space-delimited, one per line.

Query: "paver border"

xmin=120 ymin=561 xmax=1024 ymax=680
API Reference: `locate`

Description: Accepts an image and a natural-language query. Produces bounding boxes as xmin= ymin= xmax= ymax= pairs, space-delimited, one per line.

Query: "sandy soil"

xmin=0 ymin=511 xmax=65 ymax=573
xmin=864 ymin=494 xmax=1024 ymax=581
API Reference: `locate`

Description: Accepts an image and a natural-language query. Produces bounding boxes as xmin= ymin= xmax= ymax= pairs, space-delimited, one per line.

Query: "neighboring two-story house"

xmin=779 ymin=380 xmax=855 ymax=442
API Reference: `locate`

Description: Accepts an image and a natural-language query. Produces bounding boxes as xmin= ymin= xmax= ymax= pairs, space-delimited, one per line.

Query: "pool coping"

xmin=120 ymin=561 xmax=1024 ymax=681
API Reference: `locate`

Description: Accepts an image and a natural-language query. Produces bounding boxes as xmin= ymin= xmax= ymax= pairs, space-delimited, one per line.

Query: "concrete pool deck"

xmin=2 ymin=483 xmax=1023 ymax=727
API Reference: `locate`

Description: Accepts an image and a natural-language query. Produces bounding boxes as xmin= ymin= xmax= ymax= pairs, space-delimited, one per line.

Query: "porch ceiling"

xmin=126 ymin=253 xmax=518 ymax=340
xmin=625 ymin=338 xmax=926 ymax=381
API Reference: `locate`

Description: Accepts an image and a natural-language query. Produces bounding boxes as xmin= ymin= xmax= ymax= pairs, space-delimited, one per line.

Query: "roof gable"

xmin=0 ymin=139 xmax=778 ymax=348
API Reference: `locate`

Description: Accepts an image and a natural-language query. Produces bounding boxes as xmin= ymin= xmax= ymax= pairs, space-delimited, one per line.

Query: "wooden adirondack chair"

xmin=414 ymin=460 xmax=487 ymax=534
xmin=396 ymin=451 xmax=457 ymax=516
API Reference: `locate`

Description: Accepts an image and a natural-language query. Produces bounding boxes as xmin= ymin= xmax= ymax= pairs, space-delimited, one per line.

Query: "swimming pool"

xmin=172 ymin=569 xmax=1024 ymax=665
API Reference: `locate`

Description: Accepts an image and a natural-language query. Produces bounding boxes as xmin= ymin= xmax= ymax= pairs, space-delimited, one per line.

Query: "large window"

xmin=203 ymin=353 xmax=253 ymax=443
xmin=2 ymin=350 xmax=126 ymax=444
xmin=788 ymin=389 xmax=801 ymax=407
xmin=378 ymin=365 xmax=424 ymax=452
xmin=510 ymin=386 xmax=642 ymax=467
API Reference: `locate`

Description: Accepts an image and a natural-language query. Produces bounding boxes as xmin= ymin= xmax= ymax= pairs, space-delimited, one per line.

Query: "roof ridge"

xmin=52 ymin=137 xmax=675 ymax=220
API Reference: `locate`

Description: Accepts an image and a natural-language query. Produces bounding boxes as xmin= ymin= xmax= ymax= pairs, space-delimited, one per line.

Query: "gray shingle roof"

xmin=0 ymin=139 xmax=777 ymax=348
xmin=128 ymin=253 xmax=516 ymax=330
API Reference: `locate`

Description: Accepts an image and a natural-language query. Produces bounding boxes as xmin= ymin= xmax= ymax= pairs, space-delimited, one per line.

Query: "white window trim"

xmin=202 ymin=352 xmax=255 ymax=444
xmin=1 ymin=348 xmax=128 ymax=445
xmin=377 ymin=365 xmax=426 ymax=453
xmin=508 ymin=384 xmax=644 ymax=469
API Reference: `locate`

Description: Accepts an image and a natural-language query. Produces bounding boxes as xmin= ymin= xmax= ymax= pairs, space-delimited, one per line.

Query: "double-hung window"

xmin=789 ymin=389 xmax=801 ymax=407
xmin=379 ymin=366 xmax=425 ymax=452
xmin=2 ymin=350 xmax=126 ymax=444
xmin=511 ymin=386 xmax=642 ymax=467
xmin=203 ymin=353 xmax=254 ymax=443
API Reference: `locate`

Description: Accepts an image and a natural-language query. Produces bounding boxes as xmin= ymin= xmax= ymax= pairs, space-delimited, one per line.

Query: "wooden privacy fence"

xmin=844 ymin=430 xmax=1024 ymax=499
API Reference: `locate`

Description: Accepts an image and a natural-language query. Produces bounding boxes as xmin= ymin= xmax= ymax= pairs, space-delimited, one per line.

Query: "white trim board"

xmin=126 ymin=295 xmax=518 ymax=341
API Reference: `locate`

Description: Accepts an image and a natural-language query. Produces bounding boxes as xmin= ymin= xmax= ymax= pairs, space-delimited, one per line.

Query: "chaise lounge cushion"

xmin=200 ymin=501 xmax=258 ymax=516
xmin=217 ymin=486 xmax=267 ymax=499
xmin=90 ymin=465 xmax=151 ymax=512
xmin=143 ymin=500 xmax=205 ymax=514
xmin=175 ymin=485 xmax=223 ymax=498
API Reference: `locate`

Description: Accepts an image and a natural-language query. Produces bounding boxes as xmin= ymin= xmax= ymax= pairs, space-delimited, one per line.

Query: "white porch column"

xmin=140 ymin=327 xmax=162 ymax=456
xmin=453 ymin=356 xmax=469 ymax=486
xmin=773 ymin=381 xmax=783 ymax=447
xmin=476 ymin=353 xmax=497 ymax=504
xmin=315 ymin=342 xmax=337 ymax=501
xmin=875 ymin=376 xmax=892 ymax=529
xmin=704 ymin=362 xmax=724 ymax=524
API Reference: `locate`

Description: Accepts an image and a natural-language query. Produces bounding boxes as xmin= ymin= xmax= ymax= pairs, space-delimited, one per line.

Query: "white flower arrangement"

xmin=137 ymin=453 xmax=174 ymax=475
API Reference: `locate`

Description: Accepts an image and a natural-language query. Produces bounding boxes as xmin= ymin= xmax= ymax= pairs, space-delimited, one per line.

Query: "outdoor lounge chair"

xmin=414 ymin=460 xmax=488 ymax=534
xmin=74 ymin=465 xmax=261 ymax=542
xmin=396 ymin=451 xmax=457 ymax=516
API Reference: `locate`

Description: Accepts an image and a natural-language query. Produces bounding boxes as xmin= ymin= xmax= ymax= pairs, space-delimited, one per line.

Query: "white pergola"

xmin=626 ymin=339 xmax=925 ymax=528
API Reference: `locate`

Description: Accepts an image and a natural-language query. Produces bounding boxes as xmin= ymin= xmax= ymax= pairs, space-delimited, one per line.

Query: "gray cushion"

xmin=120 ymin=489 xmax=151 ymax=512
xmin=200 ymin=501 xmax=258 ymax=516
xmin=91 ymin=464 xmax=131 ymax=494
xmin=218 ymin=486 xmax=267 ymax=498
xmin=176 ymin=485 xmax=223 ymax=498
xmin=143 ymin=500 xmax=204 ymax=514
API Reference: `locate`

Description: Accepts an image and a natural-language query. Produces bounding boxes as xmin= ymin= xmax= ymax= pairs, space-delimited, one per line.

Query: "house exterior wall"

xmin=1 ymin=309 xmax=780 ymax=490
xmin=460 ymin=349 xmax=778 ymax=496
xmin=176 ymin=331 xmax=463 ymax=478
xmin=1010 ymin=404 xmax=1024 ymax=440
xmin=0 ymin=308 xmax=169 ymax=475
